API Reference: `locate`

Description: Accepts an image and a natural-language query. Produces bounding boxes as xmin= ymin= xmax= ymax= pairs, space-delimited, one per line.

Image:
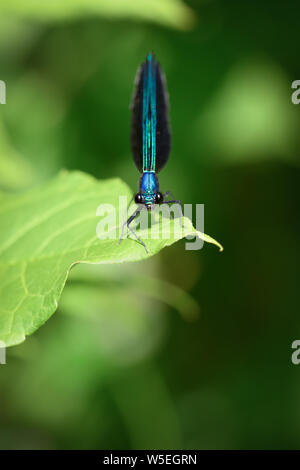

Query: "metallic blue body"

xmin=142 ymin=53 xmax=157 ymax=173
xmin=139 ymin=171 xmax=159 ymax=205
xmin=140 ymin=54 xmax=158 ymax=205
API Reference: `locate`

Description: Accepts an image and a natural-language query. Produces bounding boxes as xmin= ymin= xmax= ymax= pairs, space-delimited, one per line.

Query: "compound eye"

xmin=155 ymin=192 xmax=163 ymax=204
xmin=134 ymin=193 xmax=143 ymax=204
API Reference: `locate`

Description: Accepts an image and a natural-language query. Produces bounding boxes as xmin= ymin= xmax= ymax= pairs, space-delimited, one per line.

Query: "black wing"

xmin=130 ymin=53 xmax=171 ymax=173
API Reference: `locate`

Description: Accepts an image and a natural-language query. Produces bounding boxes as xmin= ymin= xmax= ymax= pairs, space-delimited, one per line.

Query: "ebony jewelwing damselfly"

xmin=119 ymin=53 xmax=182 ymax=252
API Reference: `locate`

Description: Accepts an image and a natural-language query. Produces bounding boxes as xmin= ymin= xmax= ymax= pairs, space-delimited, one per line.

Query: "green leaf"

xmin=0 ymin=170 xmax=222 ymax=347
xmin=1 ymin=0 xmax=196 ymax=30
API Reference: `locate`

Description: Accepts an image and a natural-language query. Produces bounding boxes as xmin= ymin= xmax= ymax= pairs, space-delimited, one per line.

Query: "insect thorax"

xmin=139 ymin=171 xmax=159 ymax=204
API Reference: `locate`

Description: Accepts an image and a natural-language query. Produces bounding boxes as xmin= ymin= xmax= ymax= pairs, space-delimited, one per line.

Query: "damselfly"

xmin=119 ymin=53 xmax=181 ymax=252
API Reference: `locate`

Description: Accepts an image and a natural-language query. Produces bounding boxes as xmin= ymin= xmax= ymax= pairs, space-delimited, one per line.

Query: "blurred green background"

xmin=0 ymin=0 xmax=300 ymax=450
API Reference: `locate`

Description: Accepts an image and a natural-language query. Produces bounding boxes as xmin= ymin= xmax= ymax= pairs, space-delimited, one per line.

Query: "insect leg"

xmin=119 ymin=200 xmax=137 ymax=242
xmin=119 ymin=206 xmax=148 ymax=253
xmin=163 ymin=191 xmax=176 ymax=200
xmin=127 ymin=224 xmax=148 ymax=253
